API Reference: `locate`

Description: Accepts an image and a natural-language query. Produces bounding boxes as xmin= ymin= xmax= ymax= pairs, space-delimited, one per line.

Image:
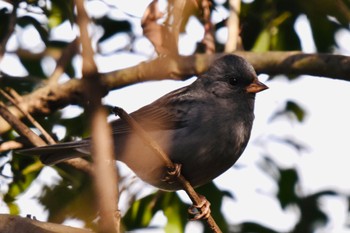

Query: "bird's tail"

xmin=17 ymin=140 xmax=90 ymax=165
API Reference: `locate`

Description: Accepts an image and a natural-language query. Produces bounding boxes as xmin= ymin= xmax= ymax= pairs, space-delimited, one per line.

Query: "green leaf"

xmin=196 ymin=182 xmax=231 ymax=233
xmin=123 ymin=192 xmax=163 ymax=229
xmin=252 ymin=29 xmax=271 ymax=52
xmin=123 ymin=191 xmax=187 ymax=232
xmin=49 ymin=0 xmax=74 ymax=28
xmin=270 ymin=100 xmax=306 ymax=122
xmin=4 ymin=156 xmax=42 ymax=214
xmin=39 ymin=164 xmax=95 ymax=227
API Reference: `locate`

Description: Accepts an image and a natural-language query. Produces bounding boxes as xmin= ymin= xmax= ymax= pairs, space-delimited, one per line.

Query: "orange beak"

xmin=246 ymin=77 xmax=268 ymax=93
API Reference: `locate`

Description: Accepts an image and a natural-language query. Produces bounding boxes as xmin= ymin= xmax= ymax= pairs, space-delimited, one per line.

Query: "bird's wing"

xmin=111 ymin=87 xmax=194 ymax=134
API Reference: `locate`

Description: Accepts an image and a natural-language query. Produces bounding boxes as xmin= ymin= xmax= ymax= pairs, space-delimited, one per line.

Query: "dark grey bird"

xmin=19 ymin=54 xmax=268 ymax=191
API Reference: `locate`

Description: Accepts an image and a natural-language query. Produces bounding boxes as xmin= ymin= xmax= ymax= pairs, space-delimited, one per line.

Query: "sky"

xmin=1 ymin=0 xmax=350 ymax=232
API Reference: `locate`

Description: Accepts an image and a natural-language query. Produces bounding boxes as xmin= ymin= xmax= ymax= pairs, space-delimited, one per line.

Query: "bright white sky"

xmin=1 ymin=1 xmax=350 ymax=232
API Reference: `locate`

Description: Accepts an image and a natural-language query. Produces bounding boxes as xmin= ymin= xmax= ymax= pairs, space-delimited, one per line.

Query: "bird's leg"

xmin=188 ymin=195 xmax=211 ymax=220
xmin=162 ymin=163 xmax=211 ymax=220
xmin=162 ymin=163 xmax=182 ymax=184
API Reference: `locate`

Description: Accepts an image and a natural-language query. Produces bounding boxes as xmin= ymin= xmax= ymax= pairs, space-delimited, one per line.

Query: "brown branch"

xmin=0 ymin=87 xmax=93 ymax=173
xmin=75 ymin=0 xmax=119 ymax=232
xmin=0 ymin=214 xmax=92 ymax=233
xmin=142 ymin=0 xmax=175 ymax=55
xmin=199 ymin=0 xmax=215 ymax=53
xmin=225 ymin=0 xmax=241 ymax=52
xmin=170 ymin=0 xmax=187 ymax=49
xmin=48 ymin=39 xmax=79 ymax=84
xmin=1 ymin=52 xmax=350 ymax=135
xmin=113 ymin=107 xmax=222 ymax=233
xmin=0 ymin=140 xmax=23 ymax=152
xmin=0 ymin=102 xmax=47 ymax=147
xmin=0 ymin=88 xmax=55 ymax=145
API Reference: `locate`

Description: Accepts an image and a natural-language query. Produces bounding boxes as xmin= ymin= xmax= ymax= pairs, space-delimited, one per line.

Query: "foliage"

xmin=0 ymin=0 xmax=349 ymax=232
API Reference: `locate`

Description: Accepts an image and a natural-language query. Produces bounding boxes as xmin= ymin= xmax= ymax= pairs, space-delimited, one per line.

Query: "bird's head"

xmin=203 ymin=54 xmax=268 ymax=96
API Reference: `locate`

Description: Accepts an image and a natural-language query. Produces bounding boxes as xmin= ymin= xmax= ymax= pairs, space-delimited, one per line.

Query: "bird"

xmin=19 ymin=54 xmax=268 ymax=191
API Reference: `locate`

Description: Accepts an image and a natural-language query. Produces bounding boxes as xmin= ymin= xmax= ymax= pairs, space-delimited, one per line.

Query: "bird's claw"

xmin=188 ymin=195 xmax=211 ymax=220
xmin=162 ymin=163 xmax=182 ymax=184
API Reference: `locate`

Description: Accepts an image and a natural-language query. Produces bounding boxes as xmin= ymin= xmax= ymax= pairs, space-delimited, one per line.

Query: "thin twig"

xmin=1 ymin=88 xmax=93 ymax=174
xmin=0 ymin=140 xmax=23 ymax=152
xmin=113 ymin=107 xmax=222 ymax=233
xmin=48 ymin=39 xmax=79 ymax=84
xmin=0 ymin=88 xmax=56 ymax=145
xmin=200 ymin=0 xmax=215 ymax=54
xmin=0 ymin=102 xmax=46 ymax=147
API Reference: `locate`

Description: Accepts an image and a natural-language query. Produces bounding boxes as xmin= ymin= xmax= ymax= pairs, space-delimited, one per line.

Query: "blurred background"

xmin=1 ymin=0 xmax=350 ymax=232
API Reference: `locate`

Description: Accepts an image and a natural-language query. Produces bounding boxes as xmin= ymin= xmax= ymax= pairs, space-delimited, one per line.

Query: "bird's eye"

xmin=229 ymin=77 xmax=238 ymax=86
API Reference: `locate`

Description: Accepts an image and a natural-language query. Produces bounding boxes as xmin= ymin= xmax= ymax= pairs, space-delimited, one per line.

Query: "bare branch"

xmin=0 ymin=102 xmax=47 ymax=147
xmin=0 ymin=140 xmax=23 ymax=152
xmin=48 ymin=39 xmax=79 ymax=85
xmin=75 ymin=0 xmax=119 ymax=232
xmin=0 ymin=88 xmax=56 ymax=145
xmin=225 ymin=0 xmax=241 ymax=52
xmin=0 ymin=214 xmax=92 ymax=233
xmin=199 ymin=0 xmax=215 ymax=53
xmin=142 ymin=0 xmax=176 ymax=55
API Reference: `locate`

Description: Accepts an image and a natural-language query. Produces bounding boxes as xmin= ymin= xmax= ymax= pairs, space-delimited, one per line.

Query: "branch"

xmin=0 ymin=88 xmax=55 ymax=145
xmin=75 ymin=0 xmax=119 ymax=232
xmin=225 ymin=0 xmax=241 ymax=52
xmin=1 ymin=52 xmax=350 ymax=135
xmin=0 ymin=102 xmax=47 ymax=147
xmin=48 ymin=39 xmax=78 ymax=85
xmin=0 ymin=214 xmax=92 ymax=233
xmin=199 ymin=0 xmax=215 ymax=53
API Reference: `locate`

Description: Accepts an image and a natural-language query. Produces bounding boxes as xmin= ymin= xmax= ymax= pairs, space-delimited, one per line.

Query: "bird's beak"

xmin=246 ymin=77 xmax=268 ymax=93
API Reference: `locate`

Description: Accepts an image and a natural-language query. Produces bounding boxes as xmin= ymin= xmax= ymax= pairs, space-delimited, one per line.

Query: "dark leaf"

xmin=39 ymin=164 xmax=96 ymax=229
xmin=196 ymin=182 xmax=231 ymax=233
xmin=277 ymin=169 xmax=299 ymax=208
xmin=232 ymin=222 xmax=279 ymax=233
xmin=0 ymin=8 xmax=10 ymax=42
xmin=95 ymin=17 xmax=132 ymax=43
xmin=123 ymin=191 xmax=187 ymax=231
xmin=293 ymin=191 xmax=337 ymax=233
xmin=270 ymin=100 xmax=306 ymax=122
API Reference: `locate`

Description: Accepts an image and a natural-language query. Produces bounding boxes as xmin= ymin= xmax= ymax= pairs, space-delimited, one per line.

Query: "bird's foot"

xmin=162 ymin=163 xmax=182 ymax=184
xmin=188 ymin=195 xmax=211 ymax=220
